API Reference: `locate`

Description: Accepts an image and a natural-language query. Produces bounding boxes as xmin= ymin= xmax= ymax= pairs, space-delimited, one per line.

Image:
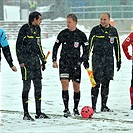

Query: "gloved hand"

xmin=42 ymin=61 xmax=47 ymax=71
xmin=117 ymin=61 xmax=121 ymax=71
xmin=77 ymin=58 xmax=83 ymax=66
xmin=83 ymin=61 xmax=89 ymax=69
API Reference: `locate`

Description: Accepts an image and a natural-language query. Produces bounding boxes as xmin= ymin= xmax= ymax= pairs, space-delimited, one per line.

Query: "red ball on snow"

xmin=81 ymin=106 xmax=94 ymax=118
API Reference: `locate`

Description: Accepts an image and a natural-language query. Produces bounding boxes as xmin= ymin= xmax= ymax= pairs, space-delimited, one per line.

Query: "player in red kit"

xmin=122 ymin=32 xmax=133 ymax=110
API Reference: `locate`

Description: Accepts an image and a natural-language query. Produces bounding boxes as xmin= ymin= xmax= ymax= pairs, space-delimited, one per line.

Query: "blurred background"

xmin=1 ymin=0 xmax=133 ymax=20
xmin=0 ymin=0 xmax=133 ymax=39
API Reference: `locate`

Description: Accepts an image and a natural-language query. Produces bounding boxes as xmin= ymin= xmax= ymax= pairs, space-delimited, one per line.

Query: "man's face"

xmin=34 ymin=15 xmax=42 ymax=26
xmin=66 ymin=18 xmax=77 ymax=31
xmin=100 ymin=14 xmax=110 ymax=28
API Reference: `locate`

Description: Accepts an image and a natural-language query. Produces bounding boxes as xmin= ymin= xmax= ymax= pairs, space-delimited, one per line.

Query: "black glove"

xmin=83 ymin=61 xmax=89 ymax=69
xmin=77 ymin=58 xmax=83 ymax=66
xmin=117 ymin=61 xmax=121 ymax=71
xmin=42 ymin=61 xmax=47 ymax=71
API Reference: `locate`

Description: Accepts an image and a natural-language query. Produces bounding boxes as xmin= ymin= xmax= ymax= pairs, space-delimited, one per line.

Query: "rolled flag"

xmin=86 ymin=68 xmax=96 ymax=87
xmin=45 ymin=51 xmax=50 ymax=61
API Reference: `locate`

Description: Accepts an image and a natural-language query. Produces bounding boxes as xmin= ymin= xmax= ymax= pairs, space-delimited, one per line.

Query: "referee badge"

xmin=74 ymin=42 xmax=79 ymax=48
xmin=110 ymin=37 xmax=114 ymax=44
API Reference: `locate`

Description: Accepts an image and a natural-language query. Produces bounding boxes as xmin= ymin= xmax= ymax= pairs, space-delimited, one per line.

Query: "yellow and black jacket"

xmin=16 ymin=23 xmax=45 ymax=64
xmin=88 ymin=24 xmax=121 ymax=83
xmin=16 ymin=23 xmax=45 ymax=80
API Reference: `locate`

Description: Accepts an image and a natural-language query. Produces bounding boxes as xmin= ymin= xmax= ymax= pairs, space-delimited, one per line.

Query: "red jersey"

xmin=122 ymin=32 xmax=133 ymax=60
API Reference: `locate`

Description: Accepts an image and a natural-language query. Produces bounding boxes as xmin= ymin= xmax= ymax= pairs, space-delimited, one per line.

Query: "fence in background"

xmin=70 ymin=5 xmax=133 ymax=19
xmin=2 ymin=0 xmax=133 ymax=20
xmin=0 ymin=20 xmax=66 ymax=40
xmin=0 ymin=18 xmax=132 ymax=40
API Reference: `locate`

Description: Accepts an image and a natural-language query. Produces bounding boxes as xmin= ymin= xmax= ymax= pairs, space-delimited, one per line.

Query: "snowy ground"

xmin=0 ymin=32 xmax=133 ymax=133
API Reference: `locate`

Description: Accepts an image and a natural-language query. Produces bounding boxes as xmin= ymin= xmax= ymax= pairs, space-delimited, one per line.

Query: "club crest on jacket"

xmin=74 ymin=42 xmax=79 ymax=48
xmin=110 ymin=37 xmax=114 ymax=44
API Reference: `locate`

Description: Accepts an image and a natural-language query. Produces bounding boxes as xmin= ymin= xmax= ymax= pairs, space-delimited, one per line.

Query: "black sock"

xmin=74 ymin=91 xmax=80 ymax=110
xmin=22 ymin=91 xmax=29 ymax=115
xmin=62 ymin=90 xmax=69 ymax=110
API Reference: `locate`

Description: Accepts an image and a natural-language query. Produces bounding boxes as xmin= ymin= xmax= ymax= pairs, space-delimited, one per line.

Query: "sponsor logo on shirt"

xmin=84 ymin=42 xmax=89 ymax=46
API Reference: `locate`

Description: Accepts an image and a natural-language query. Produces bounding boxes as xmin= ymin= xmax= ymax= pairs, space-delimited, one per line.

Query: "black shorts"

xmin=20 ymin=56 xmax=42 ymax=80
xmin=92 ymin=54 xmax=114 ymax=84
xmin=59 ymin=58 xmax=81 ymax=83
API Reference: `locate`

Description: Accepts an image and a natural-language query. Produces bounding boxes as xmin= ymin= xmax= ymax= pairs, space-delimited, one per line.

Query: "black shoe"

xmin=35 ymin=113 xmax=49 ymax=119
xmin=101 ymin=106 xmax=113 ymax=112
xmin=73 ymin=109 xmax=80 ymax=116
xmin=92 ymin=108 xmax=96 ymax=113
xmin=92 ymin=107 xmax=96 ymax=113
xmin=23 ymin=113 xmax=35 ymax=121
xmin=131 ymin=105 xmax=133 ymax=110
xmin=63 ymin=109 xmax=71 ymax=118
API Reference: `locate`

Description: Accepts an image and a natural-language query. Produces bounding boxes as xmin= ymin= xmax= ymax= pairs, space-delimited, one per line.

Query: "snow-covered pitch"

xmin=0 ymin=29 xmax=133 ymax=133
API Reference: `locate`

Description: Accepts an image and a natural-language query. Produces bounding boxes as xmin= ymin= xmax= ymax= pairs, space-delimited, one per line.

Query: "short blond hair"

xmin=67 ymin=13 xmax=77 ymax=23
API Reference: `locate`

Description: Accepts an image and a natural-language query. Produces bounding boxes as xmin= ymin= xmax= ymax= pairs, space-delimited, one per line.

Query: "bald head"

xmin=101 ymin=12 xmax=110 ymax=19
xmin=100 ymin=12 xmax=110 ymax=28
